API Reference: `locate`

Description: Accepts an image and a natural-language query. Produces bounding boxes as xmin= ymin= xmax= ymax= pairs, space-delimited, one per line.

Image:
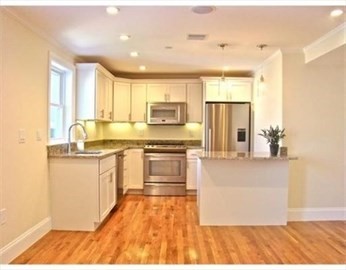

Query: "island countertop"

xmin=198 ymin=151 xmax=298 ymax=161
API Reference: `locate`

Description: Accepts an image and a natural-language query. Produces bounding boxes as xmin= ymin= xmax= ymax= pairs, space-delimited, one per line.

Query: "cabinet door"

xmin=167 ymin=84 xmax=186 ymax=102
xmin=147 ymin=84 xmax=167 ymax=102
xmin=229 ymin=81 xmax=252 ymax=102
xmin=123 ymin=150 xmax=129 ymax=194
xmin=187 ymin=160 xmax=197 ymax=190
xmin=131 ymin=84 xmax=147 ymax=122
xmin=113 ymin=82 xmax=131 ymax=121
xmin=99 ymin=170 xmax=110 ymax=221
xmin=186 ymin=83 xmax=202 ymax=122
xmin=205 ymin=81 xmax=222 ymax=101
xmin=128 ymin=149 xmax=144 ymax=189
xmin=105 ymin=77 xmax=113 ymax=121
xmin=96 ymin=70 xmax=107 ymax=120
xmin=108 ymin=168 xmax=116 ymax=210
xmin=99 ymin=168 xmax=116 ymax=222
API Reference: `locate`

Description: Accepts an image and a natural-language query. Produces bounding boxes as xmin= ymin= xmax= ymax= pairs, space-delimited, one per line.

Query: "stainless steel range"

xmin=143 ymin=144 xmax=187 ymax=196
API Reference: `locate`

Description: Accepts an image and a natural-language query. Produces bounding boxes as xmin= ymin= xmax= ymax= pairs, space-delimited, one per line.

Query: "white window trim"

xmin=48 ymin=52 xmax=76 ymax=145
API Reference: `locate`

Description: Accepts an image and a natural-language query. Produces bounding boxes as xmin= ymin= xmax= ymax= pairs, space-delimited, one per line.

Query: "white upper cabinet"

xmin=113 ymin=81 xmax=131 ymax=122
xmin=204 ymin=78 xmax=253 ymax=102
xmin=147 ymin=83 xmax=186 ymax=102
xmin=76 ymin=63 xmax=113 ymax=121
xmin=186 ymin=83 xmax=202 ymax=122
xmin=131 ymin=84 xmax=147 ymax=122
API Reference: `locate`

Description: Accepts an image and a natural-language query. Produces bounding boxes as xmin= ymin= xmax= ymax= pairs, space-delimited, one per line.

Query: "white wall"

xmin=282 ymin=46 xmax=345 ymax=209
xmin=253 ymin=51 xmax=283 ymax=152
xmin=103 ymin=122 xmax=202 ymax=140
xmin=0 ymin=9 xmax=77 ymax=259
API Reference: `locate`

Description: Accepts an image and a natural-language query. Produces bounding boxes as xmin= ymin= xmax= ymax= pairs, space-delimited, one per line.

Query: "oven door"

xmin=144 ymin=153 xmax=186 ymax=183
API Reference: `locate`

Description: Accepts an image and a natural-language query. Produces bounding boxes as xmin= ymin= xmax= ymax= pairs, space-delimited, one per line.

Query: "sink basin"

xmin=74 ymin=150 xmax=102 ymax=155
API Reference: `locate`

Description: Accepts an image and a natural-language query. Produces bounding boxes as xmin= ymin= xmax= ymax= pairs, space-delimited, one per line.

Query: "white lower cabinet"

xmin=128 ymin=149 xmax=144 ymax=190
xmin=49 ymin=155 xmax=116 ymax=231
xmin=99 ymin=167 xmax=116 ymax=221
xmin=123 ymin=150 xmax=129 ymax=194
xmin=186 ymin=149 xmax=202 ymax=191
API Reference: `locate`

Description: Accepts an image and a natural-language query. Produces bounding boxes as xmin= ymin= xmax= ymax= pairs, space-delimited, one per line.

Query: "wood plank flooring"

xmin=12 ymin=195 xmax=346 ymax=264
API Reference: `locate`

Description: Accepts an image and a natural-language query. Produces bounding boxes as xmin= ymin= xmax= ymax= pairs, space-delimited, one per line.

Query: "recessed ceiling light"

xmin=223 ymin=66 xmax=230 ymax=71
xmin=120 ymin=34 xmax=130 ymax=41
xmin=130 ymin=51 xmax=139 ymax=57
xmin=106 ymin=6 xmax=119 ymax=15
xmin=191 ymin=6 xmax=215 ymax=15
xmin=330 ymin=9 xmax=343 ymax=17
xmin=139 ymin=65 xmax=146 ymax=71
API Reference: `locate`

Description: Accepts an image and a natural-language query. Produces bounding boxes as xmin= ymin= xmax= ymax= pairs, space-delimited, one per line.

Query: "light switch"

xmin=36 ymin=129 xmax=42 ymax=141
xmin=18 ymin=129 xmax=26 ymax=143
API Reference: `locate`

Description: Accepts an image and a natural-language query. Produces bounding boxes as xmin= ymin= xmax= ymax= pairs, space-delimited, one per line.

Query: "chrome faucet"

xmin=67 ymin=122 xmax=88 ymax=153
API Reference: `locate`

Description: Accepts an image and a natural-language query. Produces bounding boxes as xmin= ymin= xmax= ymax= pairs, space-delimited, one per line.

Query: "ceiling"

xmin=6 ymin=5 xmax=345 ymax=78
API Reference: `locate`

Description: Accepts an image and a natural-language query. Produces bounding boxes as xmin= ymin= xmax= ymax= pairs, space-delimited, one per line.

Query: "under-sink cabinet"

xmin=49 ymin=154 xmax=116 ymax=231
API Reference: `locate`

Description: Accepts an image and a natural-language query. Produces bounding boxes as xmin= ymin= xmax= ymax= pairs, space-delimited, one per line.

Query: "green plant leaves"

xmin=258 ymin=125 xmax=286 ymax=145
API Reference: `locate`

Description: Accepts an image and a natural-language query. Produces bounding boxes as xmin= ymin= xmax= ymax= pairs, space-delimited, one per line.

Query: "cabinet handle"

xmin=109 ymin=112 xmax=112 ymax=120
xmin=100 ymin=109 xmax=104 ymax=118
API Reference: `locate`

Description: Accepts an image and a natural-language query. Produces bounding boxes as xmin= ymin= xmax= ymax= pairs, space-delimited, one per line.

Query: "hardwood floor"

xmin=12 ymin=195 xmax=346 ymax=264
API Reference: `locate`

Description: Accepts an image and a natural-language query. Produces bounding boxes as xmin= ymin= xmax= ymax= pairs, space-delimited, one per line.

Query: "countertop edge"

xmin=48 ymin=147 xmax=127 ymax=159
xmin=198 ymin=151 xmax=298 ymax=161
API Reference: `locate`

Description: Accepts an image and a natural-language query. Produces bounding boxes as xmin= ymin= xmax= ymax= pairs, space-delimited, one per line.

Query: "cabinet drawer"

xmin=99 ymin=155 xmax=116 ymax=174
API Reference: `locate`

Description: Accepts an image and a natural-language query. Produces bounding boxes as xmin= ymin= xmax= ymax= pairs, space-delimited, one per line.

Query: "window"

xmin=48 ymin=54 xmax=75 ymax=144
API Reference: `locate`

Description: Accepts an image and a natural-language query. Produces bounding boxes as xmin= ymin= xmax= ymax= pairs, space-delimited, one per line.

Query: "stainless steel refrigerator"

xmin=205 ymin=102 xmax=251 ymax=152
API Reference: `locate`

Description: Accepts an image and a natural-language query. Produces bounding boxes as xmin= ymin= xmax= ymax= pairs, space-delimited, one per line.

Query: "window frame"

xmin=48 ymin=52 xmax=75 ymax=145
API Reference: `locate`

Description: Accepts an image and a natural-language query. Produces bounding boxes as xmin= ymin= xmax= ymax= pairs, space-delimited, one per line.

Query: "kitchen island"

xmin=197 ymin=151 xmax=297 ymax=226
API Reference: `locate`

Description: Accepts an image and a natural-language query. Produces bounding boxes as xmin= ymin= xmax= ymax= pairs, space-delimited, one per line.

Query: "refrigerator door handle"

xmin=208 ymin=128 xmax=212 ymax=151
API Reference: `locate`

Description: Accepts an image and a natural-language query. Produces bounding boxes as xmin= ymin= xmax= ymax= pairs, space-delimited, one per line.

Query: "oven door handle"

xmin=144 ymin=153 xmax=186 ymax=158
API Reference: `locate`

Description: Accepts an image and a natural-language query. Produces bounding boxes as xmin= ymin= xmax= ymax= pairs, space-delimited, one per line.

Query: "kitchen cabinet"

xmin=128 ymin=149 xmax=144 ymax=190
xmin=147 ymin=83 xmax=186 ymax=102
xmin=76 ymin=63 xmax=113 ymax=121
xmin=49 ymin=154 xmax=116 ymax=231
xmin=113 ymin=81 xmax=131 ymax=122
xmin=131 ymin=84 xmax=147 ymax=122
xmin=204 ymin=78 xmax=253 ymax=102
xmin=123 ymin=150 xmax=129 ymax=194
xmin=186 ymin=149 xmax=202 ymax=190
xmin=186 ymin=83 xmax=202 ymax=122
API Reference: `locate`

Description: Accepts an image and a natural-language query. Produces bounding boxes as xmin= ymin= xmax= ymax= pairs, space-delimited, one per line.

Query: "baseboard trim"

xmin=288 ymin=207 xmax=346 ymax=221
xmin=0 ymin=217 xmax=51 ymax=264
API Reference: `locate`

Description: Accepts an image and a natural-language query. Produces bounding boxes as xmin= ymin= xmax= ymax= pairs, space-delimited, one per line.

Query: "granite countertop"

xmin=198 ymin=151 xmax=298 ymax=160
xmin=48 ymin=148 xmax=127 ymax=159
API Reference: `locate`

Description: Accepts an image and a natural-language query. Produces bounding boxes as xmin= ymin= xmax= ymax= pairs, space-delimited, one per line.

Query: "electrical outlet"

xmin=0 ymin=208 xmax=7 ymax=225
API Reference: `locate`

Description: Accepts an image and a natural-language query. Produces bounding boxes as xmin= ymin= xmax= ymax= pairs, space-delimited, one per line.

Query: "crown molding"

xmin=2 ymin=7 xmax=77 ymax=61
xmin=304 ymin=22 xmax=346 ymax=63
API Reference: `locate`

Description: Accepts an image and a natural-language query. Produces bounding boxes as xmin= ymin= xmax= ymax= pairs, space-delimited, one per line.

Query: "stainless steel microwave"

xmin=147 ymin=102 xmax=186 ymax=125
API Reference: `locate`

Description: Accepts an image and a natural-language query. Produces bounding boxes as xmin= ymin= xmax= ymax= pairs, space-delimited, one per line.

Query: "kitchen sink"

xmin=74 ymin=150 xmax=102 ymax=155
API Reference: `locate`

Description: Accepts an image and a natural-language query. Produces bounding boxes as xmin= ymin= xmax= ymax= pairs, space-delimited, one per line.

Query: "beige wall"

xmin=253 ymin=51 xmax=283 ymax=152
xmin=103 ymin=122 xmax=202 ymax=140
xmin=0 ymin=9 xmax=77 ymax=250
xmin=282 ymin=46 xmax=345 ymax=208
xmin=254 ymin=46 xmax=345 ymax=209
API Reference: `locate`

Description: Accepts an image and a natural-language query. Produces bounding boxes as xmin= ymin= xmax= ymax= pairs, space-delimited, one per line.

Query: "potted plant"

xmin=258 ymin=125 xmax=286 ymax=156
